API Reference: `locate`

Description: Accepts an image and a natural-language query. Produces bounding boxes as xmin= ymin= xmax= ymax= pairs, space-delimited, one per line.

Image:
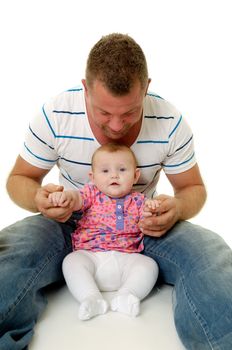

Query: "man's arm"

xmin=140 ymin=164 xmax=207 ymax=237
xmin=166 ymin=163 xmax=206 ymax=220
xmin=6 ymin=155 xmax=50 ymax=212
xmin=6 ymin=155 xmax=73 ymax=222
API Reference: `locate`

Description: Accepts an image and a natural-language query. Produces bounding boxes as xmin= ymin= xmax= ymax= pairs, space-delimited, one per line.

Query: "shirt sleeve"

xmin=162 ymin=115 xmax=196 ymax=174
xmin=79 ymin=183 xmax=96 ymax=211
xmin=132 ymin=192 xmax=146 ymax=218
xmin=20 ymin=98 xmax=59 ymax=169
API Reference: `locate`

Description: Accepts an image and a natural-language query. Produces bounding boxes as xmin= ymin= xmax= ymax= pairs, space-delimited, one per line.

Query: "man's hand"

xmin=35 ymin=183 xmax=74 ymax=222
xmin=139 ymin=194 xmax=181 ymax=237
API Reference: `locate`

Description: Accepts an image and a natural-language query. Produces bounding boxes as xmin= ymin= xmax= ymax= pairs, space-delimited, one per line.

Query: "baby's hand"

xmin=48 ymin=191 xmax=70 ymax=207
xmin=143 ymin=198 xmax=161 ymax=217
xmin=145 ymin=198 xmax=160 ymax=210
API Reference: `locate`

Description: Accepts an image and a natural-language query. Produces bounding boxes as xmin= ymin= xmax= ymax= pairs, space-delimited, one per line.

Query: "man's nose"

xmin=108 ymin=117 xmax=124 ymax=131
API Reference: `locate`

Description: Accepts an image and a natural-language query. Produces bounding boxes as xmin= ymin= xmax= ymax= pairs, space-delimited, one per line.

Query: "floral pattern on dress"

xmin=72 ymin=184 xmax=145 ymax=253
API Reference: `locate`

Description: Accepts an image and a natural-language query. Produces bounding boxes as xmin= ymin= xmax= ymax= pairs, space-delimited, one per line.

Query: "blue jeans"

xmin=0 ymin=216 xmax=231 ymax=349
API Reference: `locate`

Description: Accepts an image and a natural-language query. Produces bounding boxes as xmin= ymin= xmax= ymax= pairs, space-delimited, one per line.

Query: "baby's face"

xmin=90 ymin=150 xmax=140 ymax=198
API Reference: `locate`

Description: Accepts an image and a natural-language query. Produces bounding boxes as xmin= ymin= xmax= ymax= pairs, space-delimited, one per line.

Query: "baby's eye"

xmin=102 ymin=169 xmax=109 ymax=173
xmin=120 ymin=167 xmax=126 ymax=172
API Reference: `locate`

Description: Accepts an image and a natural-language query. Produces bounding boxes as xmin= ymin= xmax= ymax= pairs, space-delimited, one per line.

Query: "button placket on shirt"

xmin=115 ymin=199 xmax=124 ymax=230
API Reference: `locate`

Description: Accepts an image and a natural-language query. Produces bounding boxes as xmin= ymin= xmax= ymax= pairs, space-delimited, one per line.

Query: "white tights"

xmin=62 ymin=250 xmax=158 ymax=320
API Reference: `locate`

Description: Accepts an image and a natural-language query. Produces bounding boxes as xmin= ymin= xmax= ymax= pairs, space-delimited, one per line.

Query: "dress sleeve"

xmin=79 ymin=183 xmax=96 ymax=211
xmin=133 ymin=192 xmax=146 ymax=218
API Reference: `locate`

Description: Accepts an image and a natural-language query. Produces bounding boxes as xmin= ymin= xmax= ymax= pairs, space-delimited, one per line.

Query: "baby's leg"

xmin=62 ymin=251 xmax=108 ymax=320
xmin=110 ymin=253 xmax=158 ymax=317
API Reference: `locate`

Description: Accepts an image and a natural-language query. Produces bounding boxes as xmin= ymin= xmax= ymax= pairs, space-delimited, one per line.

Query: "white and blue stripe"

xmin=20 ymin=84 xmax=196 ymax=196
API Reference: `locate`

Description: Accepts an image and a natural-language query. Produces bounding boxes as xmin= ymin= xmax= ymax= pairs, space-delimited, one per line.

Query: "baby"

xmin=49 ymin=143 xmax=159 ymax=320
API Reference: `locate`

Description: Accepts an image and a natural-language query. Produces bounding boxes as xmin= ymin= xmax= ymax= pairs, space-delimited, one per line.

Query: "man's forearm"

xmin=6 ymin=174 xmax=41 ymax=212
xmin=175 ymin=184 xmax=207 ymax=221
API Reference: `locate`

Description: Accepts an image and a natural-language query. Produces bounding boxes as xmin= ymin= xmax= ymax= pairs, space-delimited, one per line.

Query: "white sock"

xmin=110 ymin=293 xmax=140 ymax=317
xmin=78 ymin=296 xmax=108 ymax=321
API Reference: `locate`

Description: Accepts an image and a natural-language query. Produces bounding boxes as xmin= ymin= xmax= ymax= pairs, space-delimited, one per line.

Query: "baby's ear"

xmin=134 ymin=168 xmax=140 ymax=184
xmin=89 ymin=171 xmax=94 ymax=182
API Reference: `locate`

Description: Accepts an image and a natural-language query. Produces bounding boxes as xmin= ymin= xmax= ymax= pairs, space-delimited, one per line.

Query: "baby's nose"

xmin=111 ymin=172 xmax=119 ymax=178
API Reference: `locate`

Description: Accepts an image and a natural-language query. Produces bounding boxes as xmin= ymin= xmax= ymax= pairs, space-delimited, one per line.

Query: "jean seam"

xmin=145 ymin=246 xmax=216 ymax=349
xmin=179 ymin=277 xmax=216 ymax=349
xmin=1 ymin=245 xmax=66 ymax=324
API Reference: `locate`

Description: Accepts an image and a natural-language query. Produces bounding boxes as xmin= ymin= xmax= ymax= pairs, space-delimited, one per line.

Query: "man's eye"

xmin=101 ymin=111 xmax=110 ymax=116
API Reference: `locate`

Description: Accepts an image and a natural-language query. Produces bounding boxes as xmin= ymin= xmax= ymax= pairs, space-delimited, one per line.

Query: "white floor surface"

xmin=29 ymin=284 xmax=185 ymax=350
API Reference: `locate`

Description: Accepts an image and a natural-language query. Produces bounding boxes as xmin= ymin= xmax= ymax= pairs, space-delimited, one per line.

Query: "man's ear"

xmin=81 ymin=79 xmax=88 ymax=95
xmin=134 ymin=168 xmax=141 ymax=184
xmin=144 ymin=78 xmax=151 ymax=96
xmin=89 ymin=171 xmax=94 ymax=182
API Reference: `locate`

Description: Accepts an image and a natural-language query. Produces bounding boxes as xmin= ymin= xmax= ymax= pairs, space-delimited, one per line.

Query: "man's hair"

xmin=85 ymin=33 xmax=148 ymax=95
xmin=91 ymin=143 xmax=138 ymax=168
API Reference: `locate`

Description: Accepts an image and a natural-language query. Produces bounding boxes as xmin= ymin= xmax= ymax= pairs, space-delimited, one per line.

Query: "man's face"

xmin=83 ymin=79 xmax=148 ymax=140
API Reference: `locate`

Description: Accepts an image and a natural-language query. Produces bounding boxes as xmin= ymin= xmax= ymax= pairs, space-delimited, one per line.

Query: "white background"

xmin=0 ymin=0 xmax=231 ymax=247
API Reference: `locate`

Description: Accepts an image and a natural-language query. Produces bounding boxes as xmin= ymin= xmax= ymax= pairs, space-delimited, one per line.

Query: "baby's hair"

xmin=91 ymin=143 xmax=138 ymax=168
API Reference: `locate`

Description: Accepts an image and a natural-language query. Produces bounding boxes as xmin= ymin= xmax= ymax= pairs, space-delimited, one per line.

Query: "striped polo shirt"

xmin=20 ymin=83 xmax=196 ymax=198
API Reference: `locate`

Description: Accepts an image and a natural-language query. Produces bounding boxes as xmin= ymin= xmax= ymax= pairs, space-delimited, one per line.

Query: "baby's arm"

xmin=48 ymin=190 xmax=83 ymax=211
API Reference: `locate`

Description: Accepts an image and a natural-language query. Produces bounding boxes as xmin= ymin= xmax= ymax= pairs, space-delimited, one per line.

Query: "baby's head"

xmin=89 ymin=143 xmax=140 ymax=198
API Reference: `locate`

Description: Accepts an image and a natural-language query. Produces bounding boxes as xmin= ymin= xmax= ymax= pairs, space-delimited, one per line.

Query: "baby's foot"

xmin=110 ymin=293 xmax=140 ymax=317
xmin=79 ymin=296 xmax=108 ymax=320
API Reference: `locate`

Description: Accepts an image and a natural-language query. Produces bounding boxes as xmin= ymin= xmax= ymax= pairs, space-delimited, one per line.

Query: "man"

xmin=1 ymin=33 xmax=231 ymax=350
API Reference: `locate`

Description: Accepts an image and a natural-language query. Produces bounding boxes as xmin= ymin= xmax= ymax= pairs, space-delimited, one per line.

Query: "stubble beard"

xmin=101 ymin=125 xmax=131 ymax=140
